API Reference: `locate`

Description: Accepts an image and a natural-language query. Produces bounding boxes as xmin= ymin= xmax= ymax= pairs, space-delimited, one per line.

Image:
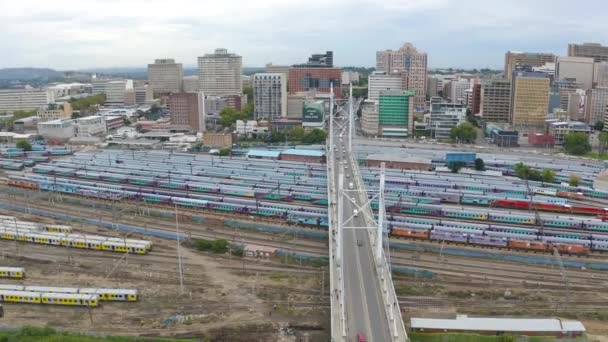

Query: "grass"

xmin=0 ymin=326 xmax=194 ymax=342
xmin=585 ymin=152 xmax=608 ymax=160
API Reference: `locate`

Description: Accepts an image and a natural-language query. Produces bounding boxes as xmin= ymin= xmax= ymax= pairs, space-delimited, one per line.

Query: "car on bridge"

xmin=357 ymin=332 xmax=366 ymax=342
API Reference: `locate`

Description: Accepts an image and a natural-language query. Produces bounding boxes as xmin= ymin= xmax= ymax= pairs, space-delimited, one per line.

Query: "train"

xmin=388 ymin=224 xmax=608 ymax=255
xmin=0 ymin=285 xmax=137 ymax=302
xmin=0 ymin=226 xmax=151 ymax=254
xmin=492 ymin=199 xmax=608 ymax=217
xmin=0 ymin=267 xmax=24 ymax=279
xmin=0 ymin=290 xmax=98 ymax=307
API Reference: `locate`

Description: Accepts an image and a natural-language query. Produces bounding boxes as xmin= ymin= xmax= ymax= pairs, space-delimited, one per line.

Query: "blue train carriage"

xmin=441 ymin=207 xmax=489 ymax=220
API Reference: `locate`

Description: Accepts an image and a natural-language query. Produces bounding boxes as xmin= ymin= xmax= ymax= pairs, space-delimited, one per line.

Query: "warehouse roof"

xmin=247 ymin=150 xmax=281 ymax=158
xmin=411 ymin=316 xmax=585 ymax=332
xmin=281 ymin=149 xmax=325 ymax=157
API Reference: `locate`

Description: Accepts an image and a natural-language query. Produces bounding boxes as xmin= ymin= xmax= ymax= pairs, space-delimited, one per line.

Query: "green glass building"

xmin=378 ymin=90 xmax=415 ymax=137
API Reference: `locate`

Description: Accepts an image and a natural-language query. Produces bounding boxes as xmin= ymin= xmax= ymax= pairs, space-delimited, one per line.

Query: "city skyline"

xmin=1 ymin=0 xmax=606 ymax=70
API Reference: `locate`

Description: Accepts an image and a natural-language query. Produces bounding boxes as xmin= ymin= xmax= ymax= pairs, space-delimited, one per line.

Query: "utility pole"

xmin=175 ymin=204 xmax=184 ymax=295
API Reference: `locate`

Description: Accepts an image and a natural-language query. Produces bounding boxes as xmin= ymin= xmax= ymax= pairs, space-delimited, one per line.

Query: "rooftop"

xmin=411 ymin=316 xmax=585 ymax=333
xmin=281 ymin=149 xmax=325 ymax=157
xmin=366 ymin=154 xmax=431 ymax=164
xmin=247 ymin=150 xmax=281 ymax=158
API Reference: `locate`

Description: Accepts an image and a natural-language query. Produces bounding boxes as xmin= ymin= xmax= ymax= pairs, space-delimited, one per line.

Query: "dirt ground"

xmin=0 ymin=212 xmax=330 ymax=341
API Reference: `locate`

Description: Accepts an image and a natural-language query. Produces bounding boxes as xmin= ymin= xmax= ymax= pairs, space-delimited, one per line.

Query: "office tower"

xmin=288 ymin=68 xmax=342 ymax=95
xmin=147 ymin=59 xmax=183 ymax=94
xmin=253 ymin=73 xmax=287 ymax=120
xmin=361 ymin=100 xmax=379 ymax=136
xmin=449 ymin=79 xmax=471 ymax=104
xmin=568 ymin=42 xmax=608 ymax=62
xmin=480 ymin=78 xmax=511 ymax=123
xmin=556 ymin=56 xmax=594 ymax=90
xmin=198 ymin=48 xmax=243 ymax=96
xmin=367 ymin=71 xmax=402 ymax=101
xmin=265 ymin=63 xmax=291 ymax=82
xmin=182 ymin=76 xmax=199 ymax=93
xmin=134 ymin=85 xmax=153 ymax=105
xmin=104 ymin=80 xmax=133 ymax=106
xmin=168 ymin=92 xmax=205 ymax=132
xmin=470 ymin=83 xmax=481 ymax=115
xmin=594 ymin=62 xmax=608 ymax=87
xmin=427 ymin=76 xmax=439 ymax=98
xmin=378 ymin=90 xmax=415 ymax=136
xmin=376 ymin=43 xmax=427 ymax=111
xmin=504 ymin=52 xmax=556 ymax=80
xmin=341 ymin=71 xmax=360 ymax=85
xmin=586 ymin=87 xmax=608 ymax=124
xmin=0 ymin=89 xmax=55 ymax=113
xmin=509 ymin=70 xmax=551 ymax=131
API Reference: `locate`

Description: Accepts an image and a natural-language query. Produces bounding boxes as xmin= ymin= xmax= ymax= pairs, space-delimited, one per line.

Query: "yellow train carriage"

xmin=79 ymin=288 xmax=138 ymax=302
xmin=41 ymin=293 xmax=99 ymax=307
xmin=0 ymin=290 xmax=41 ymax=304
xmin=0 ymin=267 xmax=24 ymax=279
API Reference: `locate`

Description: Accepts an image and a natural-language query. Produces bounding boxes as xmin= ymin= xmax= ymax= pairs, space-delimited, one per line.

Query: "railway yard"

xmin=0 ymin=147 xmax=608 ymax=339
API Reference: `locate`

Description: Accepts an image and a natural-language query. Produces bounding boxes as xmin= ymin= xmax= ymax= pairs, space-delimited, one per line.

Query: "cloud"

xmin=0 ymin=0 xmax=606 ymax=69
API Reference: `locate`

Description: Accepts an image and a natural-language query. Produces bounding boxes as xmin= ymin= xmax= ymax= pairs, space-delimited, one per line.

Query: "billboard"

xmin=302 ymin=101 xmax=325 ymax=127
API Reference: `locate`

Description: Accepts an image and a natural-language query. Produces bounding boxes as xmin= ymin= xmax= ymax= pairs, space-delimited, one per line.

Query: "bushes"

xmin=193 ymin=239 xmax=230 ymax=254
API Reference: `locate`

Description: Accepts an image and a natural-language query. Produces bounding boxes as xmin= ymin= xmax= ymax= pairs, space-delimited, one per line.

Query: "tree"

xmin=599 ymin=132 xmax=608 ymax=155
xmin=219 ymin=107 xmax=247 ymax=127
xmin=542 ymin=169 xmax=556 ymax=183
xmin=474 ymin=158 xmax=485 ymax=171
xmin=447 ymin=161 xmax=465 ymax=173
xmin=287 ymin=127 xmax=305 ymax=141
xmin=569 ymin=175 xmax=581 ymax=187
xmin=352 ymin=87 xmax=368 ymax=99
xmin=218 ymin=148 xmax=231 ymax=156
xmin=16 ymin=140 xmax=32 ymax=151
xmin=242 ymin=102 xmax=254 ymax=117
xmin=269 ymin=130 xmax=286 ymax=143
xmin=595 ymin=121 xmax=605 ymax=131
xmin=302 ymin=129 xmax=327 ymax=144
xmin=514 ymin=162 xmax=531 ymax=180
xmin=563 ymin=132 xmax=591 ymax=155
xmin=450 ymin=122 xmax=477 ymax=143
xmin=243 ymin=87 xmax=253 ymax=104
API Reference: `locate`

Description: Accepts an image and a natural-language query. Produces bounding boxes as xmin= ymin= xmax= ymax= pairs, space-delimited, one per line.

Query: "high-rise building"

xmin=378 ymin=90 xmax=414 ymax=136
xmin=198 ymin=48 xmax=243 ymax=96
xmin=376 ymin=43 xmax=427 ymax=111
xmin=504 ymin=52 xmax=556 ymax=80
xmin=568 ymin=42 xmax=608 ymax=62
xmin=134 ymin=85 xmax=153 ymax=105
xmin=427 ymin=76 xmax=439 ymax=98
xmin=361 ymin=100 xmax=379 ymax=136
xmin=168 ymin=92 xmax=205 ymax=133
xmin=265 ymin=63 xmax=291 ymax=82
xmin=341 ymin=71 xmax=360 ymax=85
xmin=594 ymin=62 xmax=608 ymax=87
xmin=182 ymin=76 xmax=199 ymax=93
xmin=253 ymin=73 xmax=287 ymax=120
xmin=147 ymin=59 xmax=183 ymax=94
xmin=104 ymin=80 xmax=133 ymax=106
xmin=480 ymin=78 xmax=511 ymax=123
xmin=288 ymin=68 xmax=342 ymax=95
xmin=509 ymin=70 xmax=551 ymax=131
xmin=556 ymin=56 xmax=594 ymax=90
xmin=449 ymin=79 xmax=471 ymax=104
xmin=586 ymin=87 xmax=608 ymax=125
xmin=367 ymin=71 xmax=402 ymax=101
xmin=470 ymin=83 xmax=481 ymax=115
xmin=0 ymin=89 xmax=55 ymax=113
xmin=294 ymin=51 xmax=333 ymax=68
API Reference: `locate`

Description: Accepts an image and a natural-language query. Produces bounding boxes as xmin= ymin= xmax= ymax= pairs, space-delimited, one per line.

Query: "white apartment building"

xmin=368 ymin=71 xmax=402 ymax=101
xmin=75 ymin=115 xmax=107 ymax=137
xmin=449 ymin=79 xmax=471 ymax=104
xmin=147 ymin=59 xmax=183 ymax=94
xmin=37 ymin=103 xmax=73 ymax=122
xmin=556 ymin=56 xmax=595 ymax=90
xmin=104 ymin=80 xmax=133 ymax=106
xmin=0 ymin=89 xmax=55 ymax=113
xmin=341 ymin=71 xmax=360 ymax=85
xmin=253 ymin=73 xmax=287 ymax=120
xmin=594 ymin=62 xmax=608 ymax=87
xmin=198 ymin=48 xmax=242 ymax=96
xmin=37 ymin=119 xmax=76 ymax=141
xmin=586 ymin=87 xmax=608 ymax=124
xmin=361 ymin=100 xmax=379 ymax=136
xmin=182 ymin=76 xmax=199 ymax=93
xmin=134 ymin=85 xmax=153 ymax=105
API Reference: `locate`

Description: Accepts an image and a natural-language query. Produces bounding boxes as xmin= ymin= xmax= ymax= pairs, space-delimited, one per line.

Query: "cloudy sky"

xmin=1 ymin=0 xmax=605 ymax=70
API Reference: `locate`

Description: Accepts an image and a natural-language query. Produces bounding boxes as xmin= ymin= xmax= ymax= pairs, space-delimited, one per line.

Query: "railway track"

xmin=0 ymin=192 xmax=330 ymax=257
